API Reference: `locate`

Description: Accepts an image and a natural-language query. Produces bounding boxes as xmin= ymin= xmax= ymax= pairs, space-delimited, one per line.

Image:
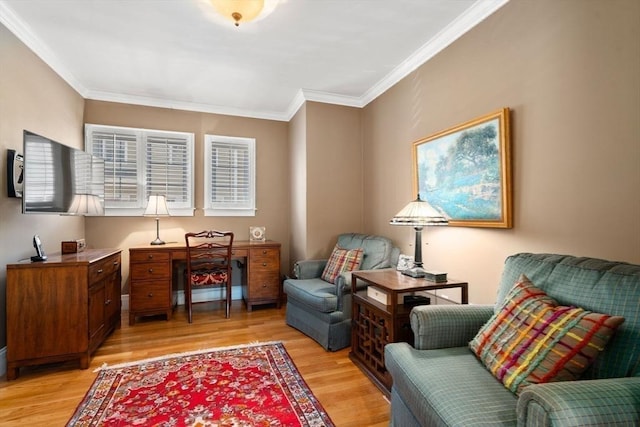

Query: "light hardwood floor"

xmin=0 ymin=301 xmax=390 ymax=426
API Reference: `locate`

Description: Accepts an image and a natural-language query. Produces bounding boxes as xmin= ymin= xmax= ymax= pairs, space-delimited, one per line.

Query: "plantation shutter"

xmin=87 ymin=127 xmax=140 ymax=207
xmin=145 ymin=133 xmax=191 ymax=208
xmin=85 ymin=124 xmax=194 ymax=215
xmin=204 ymin=135 xmax=256 ymax=216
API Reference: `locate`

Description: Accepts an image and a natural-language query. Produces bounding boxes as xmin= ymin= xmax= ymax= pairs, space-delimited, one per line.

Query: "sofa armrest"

xmin=410 ymin=304 xmax=494 ymax=350
xmin=293 ymin=259 xmax=327 ymax=279
xmin=517 ymin=377 xmax=640 ymax=427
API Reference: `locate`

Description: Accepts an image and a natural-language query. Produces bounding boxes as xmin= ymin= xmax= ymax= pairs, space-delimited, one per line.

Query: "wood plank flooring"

xmin=0 ymin=301 xmax=390 ymax=426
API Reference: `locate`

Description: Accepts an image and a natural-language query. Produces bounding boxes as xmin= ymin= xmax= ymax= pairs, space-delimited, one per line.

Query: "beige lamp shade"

xmin=143 ymin=195 xmax=170 ymax=217
xmin=389 ymin=196 xmax=448 ymax=227
xmin=67 ymin=194 xmax=104 ymax=216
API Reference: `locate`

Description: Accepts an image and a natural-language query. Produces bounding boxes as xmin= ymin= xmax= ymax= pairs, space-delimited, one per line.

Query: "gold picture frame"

xmin=413 ymin=108 xmax=512 ymax=228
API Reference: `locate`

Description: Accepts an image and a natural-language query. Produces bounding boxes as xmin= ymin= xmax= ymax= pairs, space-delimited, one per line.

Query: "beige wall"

xmin=288 ymin=104 xmax=307 ymax=271
xmin=305 ymin=102 xmax=364 ymax=258
xmin=0 ymin=25 xmax=86 ymax=348
xmin=363 ymin=0 xmax=640 ymax=304
xmin=83 ymin=101 xmax=290 ymax=291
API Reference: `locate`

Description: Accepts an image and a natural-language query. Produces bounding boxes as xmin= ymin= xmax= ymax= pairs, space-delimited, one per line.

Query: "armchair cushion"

xmin=470 ymin=274 xmax=625 ymax=395
xmin=321 ymin=245 xmax=363 ymax=284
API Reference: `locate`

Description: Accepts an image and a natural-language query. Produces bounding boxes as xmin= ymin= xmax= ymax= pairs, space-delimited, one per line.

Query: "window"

xmin=204 ymin=134 xmax=256 ymax=216
xmin=85 ymin=124 xmax=194 ymax=216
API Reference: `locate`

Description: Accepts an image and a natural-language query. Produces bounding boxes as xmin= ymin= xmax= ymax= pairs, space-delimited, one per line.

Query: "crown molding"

xmin=0 ymin=1 xmax=88 ymax=97
xmin=85 ymin=90 xmax=290 ymax=122
xmin=359 ymin=0 xmax=509 ymax=107
xmin=1 ymin=0 xmax=509 ymax=123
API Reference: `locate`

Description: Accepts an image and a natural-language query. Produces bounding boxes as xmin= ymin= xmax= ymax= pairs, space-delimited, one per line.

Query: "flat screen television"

xmin=22 ymin=130 xmax=105 ymax=215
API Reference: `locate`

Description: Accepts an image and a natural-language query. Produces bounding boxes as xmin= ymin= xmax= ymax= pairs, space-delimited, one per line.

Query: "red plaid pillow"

xmin=321 ymin=245 xmax=364 ymax=284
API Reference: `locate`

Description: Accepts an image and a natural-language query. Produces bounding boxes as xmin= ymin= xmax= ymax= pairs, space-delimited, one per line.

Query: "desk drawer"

xmin=250 ymin=248 xmax=279 ymax=270
xmin=130 ymin=251 xmax=171 ymax=263
xmin=249 ymin=271 xmax=280 ymax=298
xmin=230 ymin=249 xmax=248 ymax=258
xmin=130 ymin=281 xmax=171 ymax=310
xmin=130 ymin=262 xmax=171 ymax=281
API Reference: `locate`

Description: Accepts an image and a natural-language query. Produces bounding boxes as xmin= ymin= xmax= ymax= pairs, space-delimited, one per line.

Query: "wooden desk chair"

xmin=185 ymin=230 xmax=234 ymax=322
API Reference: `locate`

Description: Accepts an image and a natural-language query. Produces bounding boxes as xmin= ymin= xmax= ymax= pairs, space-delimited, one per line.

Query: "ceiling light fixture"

xmin=210 ymin=0 xmax=279 ymax=27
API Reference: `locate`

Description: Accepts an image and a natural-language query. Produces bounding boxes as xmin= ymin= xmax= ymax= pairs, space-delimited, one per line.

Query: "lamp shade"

xmin=389 ymin=195 xmax=448 ymax=227
xmin=143 ymin=195 xmax=170 ymax=217
xmin=67 ymin=194 xmax=104 ymax=216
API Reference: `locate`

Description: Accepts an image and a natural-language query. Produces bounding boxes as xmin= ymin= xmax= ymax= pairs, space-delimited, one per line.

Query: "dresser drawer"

xmin=130 ymin=262 xmax=171 ymax=281
xmin=130 ymin=251 xmax=170 ymax=263
xmin=89 ymin=254 xmax=121 ymax=284
xmin=130 ymin=281 xmax=171 ymax=310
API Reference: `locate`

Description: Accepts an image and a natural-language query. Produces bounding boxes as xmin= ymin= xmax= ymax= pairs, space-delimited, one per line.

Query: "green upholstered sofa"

xmin=385 ymin=253 xmax=640 ymax=426
xmin=283 ymin=233 xmax=398 ymax=351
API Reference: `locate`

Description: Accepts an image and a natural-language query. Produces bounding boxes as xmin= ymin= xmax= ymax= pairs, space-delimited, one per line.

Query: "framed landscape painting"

xmin=413 ymin=108 xmax=512 ymax=228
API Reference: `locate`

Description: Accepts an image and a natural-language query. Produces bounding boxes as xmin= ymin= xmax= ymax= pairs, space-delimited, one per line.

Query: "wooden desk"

xmin=6 ymin=249 xmax=122 ymax=380
xmin=128 ymin=240 xmax=281 ymax=325
xmin=349 ymin=269 xmax=468 ymax=395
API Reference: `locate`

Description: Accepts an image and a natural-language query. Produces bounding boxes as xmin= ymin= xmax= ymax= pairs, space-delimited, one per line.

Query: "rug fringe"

xmin=93 ymin=340 xmax=283 ymax=372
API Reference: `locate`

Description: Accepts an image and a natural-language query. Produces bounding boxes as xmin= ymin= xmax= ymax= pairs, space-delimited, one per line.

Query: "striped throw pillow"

xmin=321 ymin=245 xmax=364 ymax=284
xmin=469 ymin=274 xmax=624 ymax=395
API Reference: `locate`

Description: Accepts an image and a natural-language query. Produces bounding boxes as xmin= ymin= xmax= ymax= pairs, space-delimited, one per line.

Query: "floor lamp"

xmin=390 ymin=195 xmax=448 ymax=278
xmin=144 ymin=194 xmax=170 ymax=245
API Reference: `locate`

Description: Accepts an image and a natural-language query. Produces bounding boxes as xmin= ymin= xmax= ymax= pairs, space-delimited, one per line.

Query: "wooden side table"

xmin=349 ymin=269 xmax=468 ymax=395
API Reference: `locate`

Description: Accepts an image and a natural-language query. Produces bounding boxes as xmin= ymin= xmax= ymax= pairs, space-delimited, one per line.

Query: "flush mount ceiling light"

xmin=210 ymin=0 xmax=279 ymax=27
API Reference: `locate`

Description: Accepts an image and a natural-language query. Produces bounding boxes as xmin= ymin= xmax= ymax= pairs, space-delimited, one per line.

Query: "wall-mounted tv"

xmin=22 ymin=130 xmax=105 ymax=215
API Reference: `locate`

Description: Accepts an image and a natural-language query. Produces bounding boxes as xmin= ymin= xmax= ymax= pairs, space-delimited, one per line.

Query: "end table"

xmin=349 ymin=269 xmax=468 ymax=395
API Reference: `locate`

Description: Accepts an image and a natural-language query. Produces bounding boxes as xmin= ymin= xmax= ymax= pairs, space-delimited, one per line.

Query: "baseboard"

xmin=0 ymin=346 xmax=6 ymax=379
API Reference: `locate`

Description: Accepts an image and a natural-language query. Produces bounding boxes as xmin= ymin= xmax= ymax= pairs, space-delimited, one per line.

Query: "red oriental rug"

xmin=67 ymin=342 xmax=335 ymax=427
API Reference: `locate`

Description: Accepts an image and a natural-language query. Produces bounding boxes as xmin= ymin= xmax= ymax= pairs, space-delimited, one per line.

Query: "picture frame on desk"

xmin=249 ymin=226 xmax=266 ymax=242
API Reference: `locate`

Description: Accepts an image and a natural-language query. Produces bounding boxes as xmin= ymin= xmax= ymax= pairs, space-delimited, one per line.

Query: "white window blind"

xmin=85 ymin=124 xmax=194 ymax=216
xmin=204 ymin=135 xmax=256 ymax=217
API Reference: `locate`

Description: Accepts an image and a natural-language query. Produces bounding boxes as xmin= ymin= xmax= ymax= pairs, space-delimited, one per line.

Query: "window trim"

xmin=203 ymin=134 xmax=256 ymax=217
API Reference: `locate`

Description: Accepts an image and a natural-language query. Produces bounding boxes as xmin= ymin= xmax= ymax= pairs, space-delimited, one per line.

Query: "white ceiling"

xmin=0 ymin=0 xmax=508 ymax=121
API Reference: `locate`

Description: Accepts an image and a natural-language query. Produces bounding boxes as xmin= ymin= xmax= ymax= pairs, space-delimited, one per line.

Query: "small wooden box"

xmin=61 ymin=239 xmax=86 ymax=254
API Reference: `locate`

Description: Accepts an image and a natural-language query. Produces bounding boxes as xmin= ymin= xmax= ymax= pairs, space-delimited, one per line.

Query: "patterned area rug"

xmin=67 ymin=342 xmax=334 ymax=426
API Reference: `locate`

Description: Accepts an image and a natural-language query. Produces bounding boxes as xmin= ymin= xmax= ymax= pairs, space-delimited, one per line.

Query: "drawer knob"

xmin=148 ymin=254 xmax=154 ymax=259
xmin=97 ymin=269 xmax=103 ymax=274
xmin=148 ymin=268 xmax=153 ymax=273
xmin=147 ymin=293 xmax=153 ymax=298
xmin=113 ymin=261 xmax=119 ymax=267
xmin=262 ymin=250 xmax=267 ymax=254
xmin=262 ymin=284 xmax=267 ymax=288
xmin=105 ymin=299 xmax=111 ymax=306
xmin=262 ymin=263 xmax=267 ymax=267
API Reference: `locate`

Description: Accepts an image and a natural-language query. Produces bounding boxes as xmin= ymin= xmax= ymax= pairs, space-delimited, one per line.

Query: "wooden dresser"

xmin=128 ymin=241 xmax=281 ymax=324
xmin=6 ymin=249 xmax=121 ymax=380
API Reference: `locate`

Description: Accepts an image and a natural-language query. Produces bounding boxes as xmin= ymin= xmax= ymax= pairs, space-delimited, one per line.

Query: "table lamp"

xmin=144 ymin=194 xmax=170 ymax=245
xmin=66 ymin=194 xmax=104 ymax=216
xmin=389 ymin=195 xmax=448 ymax=278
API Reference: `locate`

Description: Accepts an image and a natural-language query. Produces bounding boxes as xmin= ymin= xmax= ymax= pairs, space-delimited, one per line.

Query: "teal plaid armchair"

xmin=385 ymin=253 xmax=640 ymax=426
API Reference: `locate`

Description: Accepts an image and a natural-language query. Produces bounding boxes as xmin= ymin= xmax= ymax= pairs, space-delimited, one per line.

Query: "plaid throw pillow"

xmin=469 ymin=274 xmax=624 ymax=395
xmin=321 ymin=245 xmax=364 ymax=284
